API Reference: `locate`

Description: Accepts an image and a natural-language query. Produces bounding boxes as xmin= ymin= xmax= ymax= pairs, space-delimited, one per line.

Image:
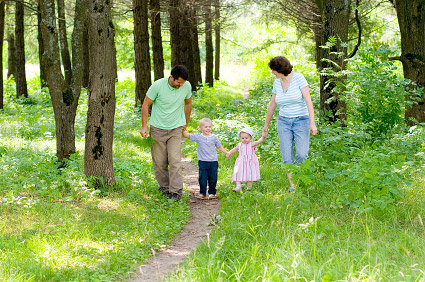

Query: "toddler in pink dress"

xmin=226 ymin=128 xmax=266 ymax=191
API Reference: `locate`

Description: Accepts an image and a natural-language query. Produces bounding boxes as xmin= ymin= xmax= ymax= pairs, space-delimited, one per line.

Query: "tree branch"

xmin=348 ymin=0 xmax=362 ymax=58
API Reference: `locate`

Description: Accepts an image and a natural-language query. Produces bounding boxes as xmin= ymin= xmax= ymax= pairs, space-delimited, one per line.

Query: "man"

xmin=140 ymin=65 xmax=192 ymax=201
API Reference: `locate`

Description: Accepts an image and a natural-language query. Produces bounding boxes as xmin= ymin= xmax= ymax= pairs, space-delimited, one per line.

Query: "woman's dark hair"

xmin=170 ymin=65 xmax=189 ymax=80
xmin=268 ymin=56 xmax=293 ymax=76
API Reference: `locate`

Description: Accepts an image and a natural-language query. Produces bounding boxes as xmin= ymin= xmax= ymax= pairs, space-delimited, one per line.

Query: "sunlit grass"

xmin=0 ymin=79 xmax=191 ymax=281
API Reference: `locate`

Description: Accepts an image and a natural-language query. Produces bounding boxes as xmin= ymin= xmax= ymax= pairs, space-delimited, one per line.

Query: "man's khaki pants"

xmin=150 ymin=126 xmax=183 ymax=196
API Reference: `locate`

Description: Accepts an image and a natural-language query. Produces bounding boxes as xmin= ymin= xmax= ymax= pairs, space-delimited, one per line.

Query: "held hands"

xmin=226 ymin=152 xmax=232 ymax=159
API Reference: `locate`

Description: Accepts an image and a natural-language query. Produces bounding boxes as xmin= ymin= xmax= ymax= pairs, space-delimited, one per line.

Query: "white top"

xmin=272 ymin=72 xmax=309 ymax=117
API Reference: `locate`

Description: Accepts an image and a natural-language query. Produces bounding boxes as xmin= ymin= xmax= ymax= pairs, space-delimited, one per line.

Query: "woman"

xmin=263 ymin=56 xmax=317 ymax=192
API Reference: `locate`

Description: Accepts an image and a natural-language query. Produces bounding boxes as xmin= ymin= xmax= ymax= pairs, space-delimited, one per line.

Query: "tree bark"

xmin=169 ymin=0 xmax=181 ymax=66
xmin=150 ymin=0 xmax=164 ymax=81
xmin=190 ymin=1 xmax=202 ymax=87
xmin=15 ymin=0 xmax=28 ymax=98
xmin=133 ymin=0 xmax=152 ymax=107
xmin=179 ymin=2 xmax=196 ymax=90
xmin=394 ymin=0 xmax=425 ymax=124
xmin=316 ymin=0 xmax=350 ymax=124
xmin=37 ymin=0 xmax=48 ymax=88
xmin=7 ymin=33 xmax=16 ymax=79
xmin=0 ymin=1 xmax=5 ymax=110
xmin=82 ymin=21 xmax=89 ymax=88
xmin=214 ymin=0 xmax=220 ymax=81
xmin=84 ymin=0 xmax=117 ymax=186
xmin=204 ymin=0 xmax=214 ymax=87
xmin=40 ymin=0 xmax=85 ymax=162
xmin=57 ymin=0 xmax=72 ymax=86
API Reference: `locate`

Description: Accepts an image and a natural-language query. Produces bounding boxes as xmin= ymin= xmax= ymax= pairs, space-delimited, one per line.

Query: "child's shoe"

xmin=288 ymin=186 xmax=295 ymax=193
xmin=196 ymin=194 xmax=208 ymax=200
xmin=232 ymin=186 xmax=242 ymax=192
xmin=208 ymin=194 xmax=218 ymax=200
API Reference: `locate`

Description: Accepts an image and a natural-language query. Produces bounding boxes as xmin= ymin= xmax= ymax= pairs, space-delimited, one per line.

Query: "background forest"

xmin=1 ymin=0 xmax=425 ymax=281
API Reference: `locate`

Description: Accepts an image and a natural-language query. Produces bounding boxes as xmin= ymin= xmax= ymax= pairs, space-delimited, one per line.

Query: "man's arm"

xmin=140 ymin=96 xmax=154 ymax=138
xmin=183 ymin=97 xmax=192 ymax=130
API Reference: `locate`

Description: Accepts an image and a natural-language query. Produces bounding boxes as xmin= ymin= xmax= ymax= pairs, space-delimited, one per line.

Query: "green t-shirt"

xmin=147 ymin=77 xmax=192 ymax=130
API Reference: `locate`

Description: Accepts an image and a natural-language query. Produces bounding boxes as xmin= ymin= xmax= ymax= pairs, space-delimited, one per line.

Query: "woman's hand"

xmin=310 ymin=123 xmax=318 ymax=135
xmin=262 ymin=126 xmax=269 ymax=137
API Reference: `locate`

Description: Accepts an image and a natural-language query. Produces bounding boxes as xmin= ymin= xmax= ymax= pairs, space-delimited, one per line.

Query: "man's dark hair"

xmin=171 ymin=65 xmax=189 ymax=80
xmin=268 ymin=56 xmax=293 ymax=76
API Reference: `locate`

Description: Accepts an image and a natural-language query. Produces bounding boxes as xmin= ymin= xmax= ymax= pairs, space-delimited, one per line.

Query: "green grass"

xmin=0 ymin=77 xmax=190 ymax=281
xmin=170 ymin=78 xmax=425 ymax=281
xmin=2 ymin=72 xmax=425 ymax=281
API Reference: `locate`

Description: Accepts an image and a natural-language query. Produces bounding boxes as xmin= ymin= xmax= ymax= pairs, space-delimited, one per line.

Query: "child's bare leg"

xmin=247 ymin=181 xmax=253 ymax=190
xmin=232 ymin=181 xmax=242 ymax=191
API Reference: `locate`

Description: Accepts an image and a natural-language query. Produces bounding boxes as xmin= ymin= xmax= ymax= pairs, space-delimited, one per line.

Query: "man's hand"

xmin=140 ymin=126 xmax=148 ymax=138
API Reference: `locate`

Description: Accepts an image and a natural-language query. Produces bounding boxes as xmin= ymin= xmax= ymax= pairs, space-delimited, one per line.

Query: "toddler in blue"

xmin=183 ymin=118 xmax=228 ymax=200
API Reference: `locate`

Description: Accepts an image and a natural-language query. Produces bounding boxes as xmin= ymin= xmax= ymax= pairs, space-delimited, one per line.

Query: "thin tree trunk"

xmin=180 ymin=2 xmax=195 ymax=89
xmin=150 ymin=0 xmax=164 ymax=80
xmin=37 ymin=0 xmax=48 ymax=88
xmin=133 ymin=0 xmax=151 ymax=107
xmin=40 ymin=0 xmax=85 ymax=162
xmin=82 ymin=22 xmax=89 ymax=88
xmin=394 ymin=0 xmax=425 ymax=124
xmin=7 ymin=33 xmax=16 ymax=79
xmin=214 ymin=0 xmax=220 ymax=81
xmin=204 ymin=0 xmax=213 ymax=87
xmin=0 ymin=1 xmax=5 ymax=110
xmin=169 ymin=0 xmax=181 ymax=66
xmin=57 ymin=0 xmax=72 ymax=86
xmin=316 ymin=0 xmax=350 ymax=124
xmin=190 ymin=1 xmax=202 ymax=87
xmin=15 ymin=0 xmax=28 ymax=98
xmin=84 ymin=0 xmax=116 ymax=186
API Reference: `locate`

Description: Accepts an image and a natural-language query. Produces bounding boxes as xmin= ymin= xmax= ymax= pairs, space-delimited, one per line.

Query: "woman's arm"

xmin=262 ymin=94 xmax=277 ymax=137
xmin=301 ymin=86 xmax=317 ymax=135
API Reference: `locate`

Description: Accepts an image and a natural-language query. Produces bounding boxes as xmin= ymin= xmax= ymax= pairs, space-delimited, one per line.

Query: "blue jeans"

xmin=277 ymin=115 xmax=310 ymax=164
xmin=198 ymin=161 xmax=218 ymax=195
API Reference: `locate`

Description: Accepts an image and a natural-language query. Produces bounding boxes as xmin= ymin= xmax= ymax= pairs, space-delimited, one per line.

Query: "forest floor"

xmin=127 ymin=158 xmax=220 ymax=282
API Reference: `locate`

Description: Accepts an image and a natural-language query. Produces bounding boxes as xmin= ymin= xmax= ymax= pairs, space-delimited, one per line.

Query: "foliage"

xmin=345 ymin=46 xmax=419 ymax=136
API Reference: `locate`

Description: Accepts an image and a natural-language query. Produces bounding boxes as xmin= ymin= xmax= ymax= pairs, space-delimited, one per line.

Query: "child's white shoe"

xmin=232 ymin=186 xmax=242 ymax=192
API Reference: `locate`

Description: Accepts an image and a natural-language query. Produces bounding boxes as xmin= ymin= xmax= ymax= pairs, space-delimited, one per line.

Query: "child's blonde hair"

xmin=199 ymin=117 xmax=212 ymax=126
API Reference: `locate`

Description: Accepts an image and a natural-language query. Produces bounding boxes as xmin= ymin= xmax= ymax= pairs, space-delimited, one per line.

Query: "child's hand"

xmin=262 ymin=131 xmax=267 ymax=138
xmin=226 ymin=152 xmax=231 ymax=159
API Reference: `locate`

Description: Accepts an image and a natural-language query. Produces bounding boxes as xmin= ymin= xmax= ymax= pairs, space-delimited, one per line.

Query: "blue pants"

xmin=198 ymin=160 xmax=218 ymax=196
xmin=277 ymin=115 xmax=310 ymax=164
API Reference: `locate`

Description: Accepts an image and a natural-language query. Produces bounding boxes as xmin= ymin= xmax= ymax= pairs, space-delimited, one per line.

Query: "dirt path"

xmin=127 ymin=158 xmax=220 ymax=282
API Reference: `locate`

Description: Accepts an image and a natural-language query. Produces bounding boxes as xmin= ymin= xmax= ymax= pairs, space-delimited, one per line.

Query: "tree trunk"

xmin=204 ymin=0 xmax=214 ymax=87
xmin=133 ymin=0 xmax=152 ymax=107
xmin=7 ymin=33 xmax=16 ymax=79
xmin=316 ymin=0 xmax=350 ymax=124
xmin=180 ymin=2 xmax=196 ymax=90
xmin=15 ymin=0 xmax=28 ymax=98
xmin=169 ymin=0 xmax=181 ymax=66
xmin=57 ymin=0 xmax=72 ymax=86
xmin=150 ymin=0 xmax=164 ymax=81
xmin=37 ymin=0 xmax=48 ymax=88
xmin=394 ymin=0 xmax=425 ymax=124
xmin=82 ymin=22 xmax=89 ymax=88
xmin=190 ymin=1 xmax=202 ymax=87
xmin=40 ymin=0 xmax=85 ymax=162
xmin=214 ymin=0 xmax=220 ymax=81
xmin=0 ymin=1 xmax=5 ymax=110
xmin=84 ymin=0 xmax=117 ymax=186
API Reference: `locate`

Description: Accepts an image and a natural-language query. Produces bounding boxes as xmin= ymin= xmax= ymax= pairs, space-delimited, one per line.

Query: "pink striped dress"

xmin=231 ymin=142 xmax=260 ymax=182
